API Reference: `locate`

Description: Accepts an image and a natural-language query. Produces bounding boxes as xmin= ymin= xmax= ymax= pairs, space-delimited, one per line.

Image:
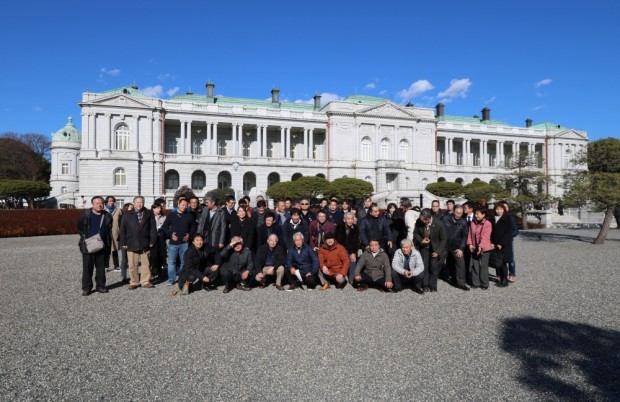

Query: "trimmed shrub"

xmin=425 ymin=182 xmax=464 ymax=198
xmin=0 ymin=209 xmax=83 ymax=237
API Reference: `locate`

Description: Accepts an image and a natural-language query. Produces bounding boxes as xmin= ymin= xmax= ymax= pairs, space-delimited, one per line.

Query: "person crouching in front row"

xmin=254 ymin=234 xmax=287 ymax=290
xmin=318 ymin=232 xmax=350 ymax=290
xmin=286 ymin=232 xmax=319 ymax=290
xmin=353 ymin=239 xmax=393 ymax=292
xmin=172 ymin=234 xmax=222 ymax=296
xmin=220 ymin=236 xmax=254 ymax=293
xmin=391 ymin=239 xmax=424 ymax=294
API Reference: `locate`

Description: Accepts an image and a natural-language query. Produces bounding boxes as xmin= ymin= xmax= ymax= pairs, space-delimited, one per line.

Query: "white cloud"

xmin=142 ymin=85 xmax=164 ymax=97
xmin=34 ymin=106 xmax=43 ymax=112
xmin=167 ymin=87 xmax=180 ymax=97
xmin=379 ymin=89 xmax=388 ymax=95
xmin=532 ymin=104 xmax=546 ymax=111
xmin=396 ymin=80 xmax=434 ymax=100
xmin=294 ymin=99 xmax=307 ymax=104
xmin=99 ymin=67 xmax=121 ymax=78
xmin=484 ymin=95 xmax=496 ymax=104
xmin=437 ymin=78 xmax=471 ymax=101
xmin=535 ymin=78 xmax=552 ymax=88
xmin=294 ymin=92 xmax=343 ymax=106
xmin=158 ymin=73 xmax=175 ymax=81
xmin=364 ymin=82 xmax=376 ymax=90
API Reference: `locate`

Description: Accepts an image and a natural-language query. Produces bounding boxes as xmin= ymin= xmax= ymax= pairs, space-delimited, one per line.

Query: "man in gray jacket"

xmin=353 ymin=239 xmax=393 ymax=292
xmin=220 ymin=236 xmax=254 ymax=293
xmin=391 ymin=239 xmax=424 ymax=294
xmin=197 ymin=195 xmax=227 ymax=250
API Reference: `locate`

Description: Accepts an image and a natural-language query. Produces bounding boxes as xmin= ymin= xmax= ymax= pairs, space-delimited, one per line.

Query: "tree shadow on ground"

xmin=502 ymin=317 xmax=620 ymax=401
xmin=519 ymin=231 xmax=620 ymax=243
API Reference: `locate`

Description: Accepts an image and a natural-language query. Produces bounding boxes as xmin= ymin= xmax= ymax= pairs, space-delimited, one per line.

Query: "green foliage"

xmin=266 ymin=176 xmax=329 ymax=200
xmin=463 ymin=180 xmax=510 ymax=203
xmin=425 ymin=182 xmax=463 ymax=198
xmin=205 ymin=187 xmax=234 ymax=204
xmin=327 ymin=178 xmax=373 ymax=201
xmin=0 ymin=180 xmax=50 ymax=209
xmin=586 ymin=137 xmax=620 ymax=173
xmin=173 ymin=185 xmax=196 ymax=206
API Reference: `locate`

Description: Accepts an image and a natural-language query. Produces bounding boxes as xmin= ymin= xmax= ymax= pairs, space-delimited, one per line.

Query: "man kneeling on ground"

xmin=391 ymin=239 xmax=424 ymax=294
xmin=286 ymin=232 xmax=319 ymax=290
xmin=354 ymin=239 xmax=393 ymax=292
xmin=254 ymin=234 xmax=288 ymax=290
xmin=318 ymin=233 xmax=350 ymax=290
xmin=220 ymin=236 xmax=254 ymax=293
xmin=172 ymin=234 xmax=221 ymax=296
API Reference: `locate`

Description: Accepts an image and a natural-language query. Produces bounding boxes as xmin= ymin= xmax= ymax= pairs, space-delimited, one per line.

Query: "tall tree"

xmin=563 ymin=138 xmax=620 ymax=244
xmin=495 ymin=152 xmax=549 ymax=229
xmin=0 ymin=138 xmax=50 ymax=181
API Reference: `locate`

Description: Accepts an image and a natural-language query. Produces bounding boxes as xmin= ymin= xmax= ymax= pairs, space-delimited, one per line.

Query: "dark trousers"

xmin=178 ymin=267 xmax=219 ymax=290
xmin=356 ymin=272 xmax=386 ymax=289
xmin=392 ymin=270 xmax=423 ymax=291
xmin=221 ymin=269 xmax=250 ymax=289
xmin=285 ymin=270 xmax=317 ymax=288
xmin=447 ymin=251 xmax=467 ymax=287
xmin=149 ymin=242 xmax=165 ymax=278
xmin=420 ymin=248 xmax=441 ymax=290
xmin=82 ymin=250 xmax=107 ymax=291
xmin=105 ymin=250 xmax=119 ymax=269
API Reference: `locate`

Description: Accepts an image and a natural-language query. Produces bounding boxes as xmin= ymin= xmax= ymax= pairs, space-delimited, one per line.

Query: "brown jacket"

xmin=318 ymin=241 xmax=350 ymax=277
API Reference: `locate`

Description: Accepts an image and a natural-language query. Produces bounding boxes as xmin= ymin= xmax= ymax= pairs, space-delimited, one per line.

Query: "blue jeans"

xmin=509 ymin=240 xmax=516 ymax=276
xmin=167 ymin=242 xmax=188 ymax=284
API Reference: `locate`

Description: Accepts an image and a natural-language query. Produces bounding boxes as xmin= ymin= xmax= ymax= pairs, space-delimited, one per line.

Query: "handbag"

xmin=488 ymin=249 xmax=505 ymax=269
xmin=85 ymin=215 xmax=105 ymax=253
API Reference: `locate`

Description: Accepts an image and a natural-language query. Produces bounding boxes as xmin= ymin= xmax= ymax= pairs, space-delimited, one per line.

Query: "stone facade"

xmin=50 ymin=84 xmax=589 ymax=208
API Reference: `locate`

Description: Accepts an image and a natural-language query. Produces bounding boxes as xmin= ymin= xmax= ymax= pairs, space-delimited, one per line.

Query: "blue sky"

xmin=1 ymin=1 xmax=618 ymax=140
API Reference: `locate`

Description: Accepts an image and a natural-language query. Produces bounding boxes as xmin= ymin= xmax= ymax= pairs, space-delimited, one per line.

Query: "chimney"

xmin=206 ymin=81 xmax=214 ymax=98
xmin=271 ymin=87 xmax=280 ymax=103
xmin=481 ymin=107 xmax=491 ymax=121
xmin=405 ymin=101 xmax=414 ymax=107
xmin=435 ymin=103 xmax=445 ymax=117
xmin=525 ymin=118 xmax=533 ymax=128
xmin=313 ymin=94 xmax=321 ymax=110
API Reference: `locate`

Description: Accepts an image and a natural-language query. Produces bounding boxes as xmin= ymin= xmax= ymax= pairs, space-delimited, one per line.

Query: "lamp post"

xmin=232 ymin=161 xmax=240 ymax=202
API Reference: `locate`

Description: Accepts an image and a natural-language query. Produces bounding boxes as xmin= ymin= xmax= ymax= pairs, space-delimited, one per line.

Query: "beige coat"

xmin=109 ymin=208 xmax=122 ymax=250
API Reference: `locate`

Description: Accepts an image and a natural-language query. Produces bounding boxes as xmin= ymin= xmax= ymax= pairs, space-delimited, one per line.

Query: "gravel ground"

xmin=1 ymin=228 xmax=619 ymax=401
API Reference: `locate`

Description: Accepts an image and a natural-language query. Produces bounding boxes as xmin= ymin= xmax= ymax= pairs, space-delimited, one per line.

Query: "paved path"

xmin=1 ymin=229 xmax=619 ymax=401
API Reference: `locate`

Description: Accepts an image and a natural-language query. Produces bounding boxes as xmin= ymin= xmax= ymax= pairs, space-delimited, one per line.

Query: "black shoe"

xmin=96 ymin=288 xmax=109 ymax=294
xmin=236 ymin=284 xmax=251 ymax=291
xmin=459 ymin=285 xmax=470 ymax=291
xmin=223 ymin=287 xmax=232 ymax=294
xmin=430 ymin=288 xmax=437 ymax=292
xmin=413 ymin=287 xmax=425 ymax=295
xmin=481 ymin=286 xmax=489 ymax=290
xmin=423 ymin=287 xmax=430 ymax=292
xmin=497 ymin=280 xmax=509 ymax=288
xmin=81 ymin=289 xmax=92 ymax=296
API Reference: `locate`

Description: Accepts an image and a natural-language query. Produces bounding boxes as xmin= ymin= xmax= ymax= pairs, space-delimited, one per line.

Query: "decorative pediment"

xmin=356 ymin=103 xmax=417 ymax=120
xmin=87 ymin=94 xmax=153 ymax=109
xmin=552 ymin=130 xmax=588 ymax=140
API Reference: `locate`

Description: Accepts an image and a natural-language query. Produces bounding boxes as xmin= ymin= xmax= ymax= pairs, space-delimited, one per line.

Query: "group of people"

xmin=78 ymin=193 xmax=518 ymax=297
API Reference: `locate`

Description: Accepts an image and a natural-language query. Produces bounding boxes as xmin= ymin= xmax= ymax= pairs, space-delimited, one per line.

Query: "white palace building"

xmin=50 ymin=82 xmax=588 ymax=208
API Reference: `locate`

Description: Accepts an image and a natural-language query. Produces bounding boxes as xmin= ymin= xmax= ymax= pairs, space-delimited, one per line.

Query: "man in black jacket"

xmin=120 ymin=196 xmax=158 ymax=289
xmin=77 ymin=196 xmax=113 ymax=296
xmin=220 ymin=236 xmax=254 ymax=293
xmin=414 ymin=209 xmax=447 ymax=292
xmin=442 ymin=205 xmax=469 ymax=291
xmin=254 ymin=234 xmax=289 ymax=290
xmin=173 ymin=233 xmax=222 ymax=295
xmin=282 ymin=208 xmax=309 ymax=251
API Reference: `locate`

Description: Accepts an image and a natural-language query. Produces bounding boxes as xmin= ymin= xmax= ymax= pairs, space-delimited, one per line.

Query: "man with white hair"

xmin=254 ymin=234 xmax=287 ymax=290
xmin=286 ymin=232 xmax=319 ymax=290
xmin=220 ymin=236 xmax=254 ymax=293
xmin=391 ymin=239 xmax=425 ymax=294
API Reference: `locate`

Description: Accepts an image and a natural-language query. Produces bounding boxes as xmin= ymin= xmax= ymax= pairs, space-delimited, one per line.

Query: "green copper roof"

xmin=101 ymin=85 xmax=145 ymax=97
xmin=342 ymin=95 xmax=390 ymax=105
xmin=530 ymin=122 xmax=567 ymax=130
xmin=168 ymin=94 xmax=317 ymax=111
xmin=437 ymin=115 xmax=510 ymax=127
xmin=52 ymin=117 xmax=81 ymax=142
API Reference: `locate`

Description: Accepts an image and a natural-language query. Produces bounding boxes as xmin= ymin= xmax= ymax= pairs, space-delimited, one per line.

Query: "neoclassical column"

xmin=497 ymin=141 xmax=504 ymax=166
xmin=205 ymin=121 xmax=212 ymax=155
xmin=262 ymin=126 xmax=267 ymax=157
xmin=445 ymin=137 xmax=451 ymax=165
xmin=153 ymin=115 xmax=161 ymax=154
xmin=105 ymin=114 xmax=112 ymax=150
xmin=303 ymin=128 xmax=308 ymax=159
xmin=257 ymin=125 xmax=262 ymax=157
xmin=280 ymin=127 xmax=285 ymax=158
xmin=178 ymin=120 xmax=185 ymax=154
xmin=187 ymin=120 xmax=194 ymax=155
xmin=212 ymin=123 xmax=218 ymax=155
xmin=482 ymin=140 xmax=488 ymax=167
xmin=238 ymin=123 xmax=244 ymax=156
xmin=134 ymin=115 xmax=140 ymax=151
xmin=88 ymin=113 xmax=95 ymax=149
xmin=285 ymin=127 xmax=291 ymax=158
xmin=81 ymin=113 xmax=88 ymax=149
xmin=148 ymin=116 xmax=154 ymax=153
xmin=464 ymin=139 xmax=470 ymax=165
xmin=230 ymin=123 xmax=237 ymax=156
xmin=309 ymin=129 xmax=314 ymax=160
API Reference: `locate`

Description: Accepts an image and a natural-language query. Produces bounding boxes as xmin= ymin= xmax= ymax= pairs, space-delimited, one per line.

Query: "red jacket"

xmin=318 ymin=241 xmax=350 ymax=276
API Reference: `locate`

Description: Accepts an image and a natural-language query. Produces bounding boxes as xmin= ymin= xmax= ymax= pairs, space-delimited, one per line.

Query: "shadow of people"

xmin=502 ymin=317 xmax=620 ymax=401
xmin=518 ymin=231 xmax=619 ymax=243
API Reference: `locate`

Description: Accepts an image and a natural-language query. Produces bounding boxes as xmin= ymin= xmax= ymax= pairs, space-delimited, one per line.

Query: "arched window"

xmin=564 ymin=148 xmax=572 ymax=168
xmin=114 ymin=168 xmax=127 ymax=186
xmin=316 ymin=173 xmax=326 ymax=179
xmin=292 ymin=173 xmax=303 ymax=181
xmin=243 ymin=172 xmax=256 ymax=196
xmin=191 ymin=171 xmax=206 ymax=190
xmin=455 ymin=178 xmax=464 ymax=185
xmin=365 ymin=175 xmax=372 ymax=183
xmin=361 ymin=137 xmax=372 ymax=161
xmin=380 ymin=138 xmax=391 ymax=160
xmin=267 ymin=172 xmax=280 ymax=188
xmin=438 ymin=177 xmax=446 ymax=182
xmin=115 ymin=124 xmax=130 ymax=151
xmin=399 ymin=140 xmax=409 ymax=162
xmin=218 ymin=171 xmax=231 ymax=189
xmin=165 ymin=170 xmax=179 ymax=191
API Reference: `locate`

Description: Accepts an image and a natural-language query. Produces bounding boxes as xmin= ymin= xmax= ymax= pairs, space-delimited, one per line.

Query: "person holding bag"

xmin=467 ymin=207 xmax=493 ymax=290
xmin=77 ymin=196 xmax=112 ymax=296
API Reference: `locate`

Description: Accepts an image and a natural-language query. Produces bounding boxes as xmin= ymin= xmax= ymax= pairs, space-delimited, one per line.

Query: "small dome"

xmin=52 ymin=116 xmax=81 ymax=142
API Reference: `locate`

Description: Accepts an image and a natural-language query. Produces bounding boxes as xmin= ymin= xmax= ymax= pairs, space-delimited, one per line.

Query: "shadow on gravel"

xmin=502 ymin=317 xmax=620 ymax=401
xmin=519 ymin=231 xmax=619 ymax=243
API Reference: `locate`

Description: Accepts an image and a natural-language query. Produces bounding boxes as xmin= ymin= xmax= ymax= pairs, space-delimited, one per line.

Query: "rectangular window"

xmin=166 ymin=139 xmax=178 ymax=154
xmin=61 ymin=163 xmax=69 ymax=175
